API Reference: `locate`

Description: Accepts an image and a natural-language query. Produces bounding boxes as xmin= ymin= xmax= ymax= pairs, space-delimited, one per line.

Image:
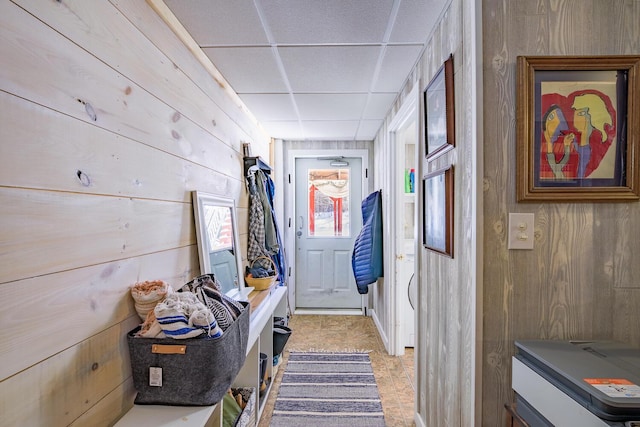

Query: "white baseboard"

xmin=293 ymin=308 xmax=364 ymax=316
xmin=370 ymin=309 xmax=390 ymax=353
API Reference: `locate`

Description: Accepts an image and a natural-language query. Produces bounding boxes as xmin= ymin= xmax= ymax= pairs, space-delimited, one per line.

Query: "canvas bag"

xmin=127 ymin=299 xmax=249 ymax=406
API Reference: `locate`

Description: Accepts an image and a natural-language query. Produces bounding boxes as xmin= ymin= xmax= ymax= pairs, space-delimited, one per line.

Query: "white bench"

xmin=113 ymin=403 xmax=219 ymax=426
xmin=114 ymin=286 xmax=288 ymax=427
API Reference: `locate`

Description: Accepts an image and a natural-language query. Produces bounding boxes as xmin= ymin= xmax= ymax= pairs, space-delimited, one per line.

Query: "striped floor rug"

xmin=270 ymin=352 xmax=386 ymax=427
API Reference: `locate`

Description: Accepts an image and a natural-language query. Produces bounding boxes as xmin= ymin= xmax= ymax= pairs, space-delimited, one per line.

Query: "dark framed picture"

xmin=424 ymin=54 xmax=455 ymax=160
xmin=422 ymin=165 xmax=454 ymax=257
xmin=516 ymin=55 xmax=640 ymax=202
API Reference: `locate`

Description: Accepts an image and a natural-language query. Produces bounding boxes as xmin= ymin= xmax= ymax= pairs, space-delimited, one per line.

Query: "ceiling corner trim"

xmin=145 ymin=0 xmax=263 ymax=130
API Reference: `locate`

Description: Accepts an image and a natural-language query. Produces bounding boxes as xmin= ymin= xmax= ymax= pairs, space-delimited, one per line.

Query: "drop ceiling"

xmin=162 ymin=0 xmax=447 ymax=141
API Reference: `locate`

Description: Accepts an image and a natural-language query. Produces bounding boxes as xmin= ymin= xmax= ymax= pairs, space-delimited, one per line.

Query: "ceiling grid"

xmin=163 ymin=0 xmax=447 ymax=140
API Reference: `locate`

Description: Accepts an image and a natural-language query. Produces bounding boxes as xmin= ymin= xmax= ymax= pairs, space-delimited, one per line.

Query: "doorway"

xmin=387 ymin=85 xmax=420 ymax=355
xmin=395 ymin=119 xmax=417 ymax=348
xmin=286 ymin=150 xmax=369 ymax=312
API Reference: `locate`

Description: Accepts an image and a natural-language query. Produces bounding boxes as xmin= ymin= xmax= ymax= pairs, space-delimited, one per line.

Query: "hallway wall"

xmin=374 ymin=0 xmax=480 ymax=425
xmin=482 ymin=1 xmax=640 ymax=426
xmin=0 ymin=1 xmax=269 ymax=425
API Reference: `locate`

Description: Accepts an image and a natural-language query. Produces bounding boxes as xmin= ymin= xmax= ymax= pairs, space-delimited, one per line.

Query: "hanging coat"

xmin=247 ymin=169 xmax=270 ymax=261
xmin=246 ymin=166 xmax=287 ymax=284
xmin=351 ymin=190 xmax=383 ymax=294
xmin=262 ymin=171 xmax=287 ymax=284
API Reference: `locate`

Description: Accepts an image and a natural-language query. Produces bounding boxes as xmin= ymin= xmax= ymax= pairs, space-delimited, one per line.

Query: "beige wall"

xmin=482 ymin=0 xmax=640 ymax=426
xmin=0 ymin=1 xmax=269 ymax=425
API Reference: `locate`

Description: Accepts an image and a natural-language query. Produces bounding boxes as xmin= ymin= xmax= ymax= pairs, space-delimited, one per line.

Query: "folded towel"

xmin=130 ymin=280 xmax=173 ymax=320
xmin=137 ymin=310 xmax=166 ymax=339
xmin=180 ymin=274 xmax=245 ymax=331
xmin=189 ymin=308 xmax=223 ymax=338
xmin=154 ymin=296 xmax=203 ymax=339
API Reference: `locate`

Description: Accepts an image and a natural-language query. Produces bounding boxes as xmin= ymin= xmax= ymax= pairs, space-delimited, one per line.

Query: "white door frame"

xmin=285 ymin=149 xmax=370 ymax=314
xmin=386 ymin=84 xmax=420 ymax=356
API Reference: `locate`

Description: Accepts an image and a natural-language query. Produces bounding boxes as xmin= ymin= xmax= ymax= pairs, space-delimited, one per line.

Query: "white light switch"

xmin=508 ymin=213 xmax=534 ymax=250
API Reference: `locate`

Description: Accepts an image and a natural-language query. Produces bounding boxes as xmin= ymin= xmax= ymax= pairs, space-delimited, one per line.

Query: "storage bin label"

xmin=150 ymin=367 xmax=162 ymax=387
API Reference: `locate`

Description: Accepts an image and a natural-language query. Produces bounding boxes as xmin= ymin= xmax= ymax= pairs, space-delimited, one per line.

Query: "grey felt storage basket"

xmin=127 ymin=300 xmax=249 ymax=406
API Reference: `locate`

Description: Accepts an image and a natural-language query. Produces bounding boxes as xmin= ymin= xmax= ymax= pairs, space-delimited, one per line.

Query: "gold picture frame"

xmin=516 ymin=55 xmax=640 ymax=202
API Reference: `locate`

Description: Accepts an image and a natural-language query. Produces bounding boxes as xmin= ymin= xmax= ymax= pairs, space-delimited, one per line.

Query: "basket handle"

xmin=249 ymin=256 xmax=276 ymax=272
xmin=152 ymin=344 xmax=186 ymax=354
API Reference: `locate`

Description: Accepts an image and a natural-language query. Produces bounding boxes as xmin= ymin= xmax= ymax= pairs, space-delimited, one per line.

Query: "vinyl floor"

xmin=258 ymin=314 xmax=416 ymax=426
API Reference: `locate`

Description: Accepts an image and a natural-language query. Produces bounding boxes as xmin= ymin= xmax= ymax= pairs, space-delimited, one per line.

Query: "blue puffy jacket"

xmin=351 ymin=190 xmax=383 ymax=294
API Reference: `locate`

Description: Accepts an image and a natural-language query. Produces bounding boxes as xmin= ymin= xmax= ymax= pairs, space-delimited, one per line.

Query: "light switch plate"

xmin=508 ymin=213 xmax=534 ymax=250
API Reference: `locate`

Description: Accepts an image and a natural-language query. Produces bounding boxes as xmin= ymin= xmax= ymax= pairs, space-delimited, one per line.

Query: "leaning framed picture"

xmin=516 ymin=55 xmax=640 ymax=202
xmin=422 ymin=165 xmax=454 ymax=257
xmin=424 ymin=54 xmax=455 ymax=160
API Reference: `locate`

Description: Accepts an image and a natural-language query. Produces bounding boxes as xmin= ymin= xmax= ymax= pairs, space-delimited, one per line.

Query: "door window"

xmin=307 ymin=168 xmax=350 ymax=237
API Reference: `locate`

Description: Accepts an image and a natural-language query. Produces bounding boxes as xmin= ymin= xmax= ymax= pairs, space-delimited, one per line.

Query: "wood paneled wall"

xmin=0 ymin=1 xmax=269 ymax=425
xmin=374 ymin=0 xmax=480 ymax=425
xmin=482 ymin=0 xmax=640 ymax=426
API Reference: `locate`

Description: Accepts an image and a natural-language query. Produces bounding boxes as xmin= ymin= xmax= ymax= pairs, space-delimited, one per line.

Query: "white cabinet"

xmin=233 ymin=285 xmax=288 ymax=424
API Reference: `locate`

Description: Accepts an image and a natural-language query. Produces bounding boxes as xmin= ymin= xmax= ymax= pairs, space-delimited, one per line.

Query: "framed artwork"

xmin=424 ymin=54 xmax=455 ymax=160
xmin=516 ymin=55 xmax=640 ymax=202
xmin=422 ymin=165 xmax=454 ymax=257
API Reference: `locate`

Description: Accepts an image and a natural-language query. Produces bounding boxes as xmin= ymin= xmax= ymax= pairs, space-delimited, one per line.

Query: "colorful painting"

xmin=516 ymin=56 xmax=640 ymax=202
xmin=536 ymin=78 xmax=620 ymax=185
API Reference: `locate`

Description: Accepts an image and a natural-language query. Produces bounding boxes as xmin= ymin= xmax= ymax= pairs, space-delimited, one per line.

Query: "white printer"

xmin=512 ymin=340 xmax=640 ymax=427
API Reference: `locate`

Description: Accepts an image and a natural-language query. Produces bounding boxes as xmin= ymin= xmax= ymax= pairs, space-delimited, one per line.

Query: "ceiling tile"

xmin=389 ymin=0 xmax=441 ymax=43
xmin=302 ymin=121 xmax=359 ymax=140
xmin=164 ymin=0 xmax=268 ymax=46
xmin=163 ymin=0 xmax=449 ymax=141
xmin=363 ymin=93 xmax=398 ymax=119
xmin=295 ymin=94 xmax=368 ymax=121
xmin=260 ymin=121 xmax=305 ymax=140
xmin=201 ymin=47 xmax=288 ymax=93
xmin=279 ymin=46 xmax=380 ymax=92
xmin=239 ymin=94 xmax=297 ymax=121
xmin=356 ymin=120 xmax=384 ymax=140
xmin=373 ymin=45 xmax=424 ymax=92
xmin=258 ymin=0 xmax=394 ymax=44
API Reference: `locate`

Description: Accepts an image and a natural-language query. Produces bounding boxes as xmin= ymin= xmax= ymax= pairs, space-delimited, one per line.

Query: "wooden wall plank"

xmin=11 ymin=0 xmax=258 ymax=156
xmin=610 ymin=203 xmax=640 ymax=288
xmin=0 ymin=1 xmax=242 ymax=181
xmin=0 ymin=187 xmax=193 ymax=283
xmin=613 ymin=289 xmax=640 ymax=345
xmin=0 ymin=246 xmax=198 ymax=381
xmin=0 ymin=316 xmax=139 ymax=427
xmin=415 ymin=1 xmax=473 ymax=424
xmin=0 ymin=90 xmax=243 ymax=204
xmin=111 ymin=0 xmax=271 ymax=149
xmin=70 ymin=379 xmax=136 ymax=427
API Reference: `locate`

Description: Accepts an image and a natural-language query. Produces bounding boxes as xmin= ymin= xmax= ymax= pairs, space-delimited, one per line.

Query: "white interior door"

xmin=294 ymin=157 xmax=363 ymax=309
